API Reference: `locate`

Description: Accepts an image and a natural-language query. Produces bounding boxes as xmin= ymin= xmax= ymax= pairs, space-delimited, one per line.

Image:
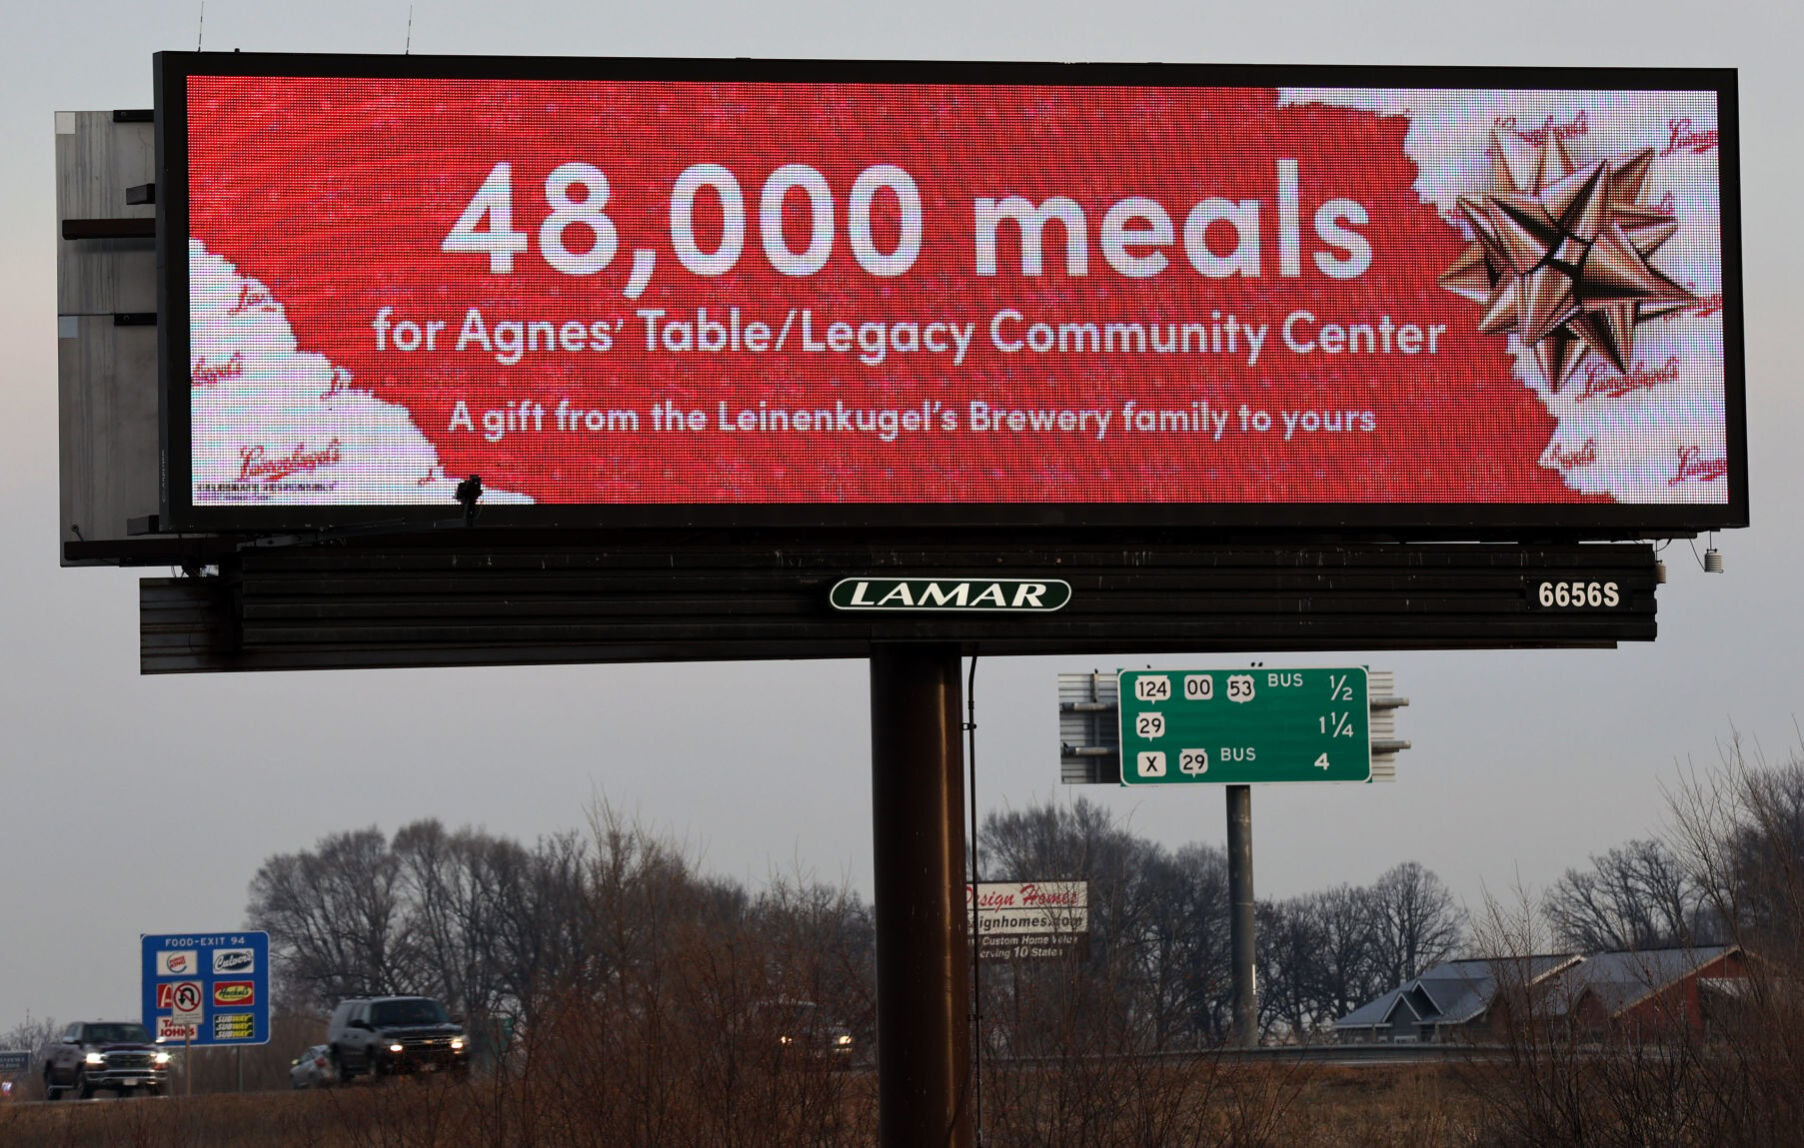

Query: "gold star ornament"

xmin=1439 ymin=130 xmax=1693 ymax=390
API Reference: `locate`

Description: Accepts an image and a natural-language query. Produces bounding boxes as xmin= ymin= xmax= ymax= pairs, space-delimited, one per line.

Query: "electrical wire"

xmin=1687 ymin=531 xmax=1719 ymax=571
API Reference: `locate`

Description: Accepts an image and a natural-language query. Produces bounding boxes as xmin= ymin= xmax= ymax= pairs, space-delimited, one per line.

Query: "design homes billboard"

xmin=155 ymin=54 xmax=1744 ymax=535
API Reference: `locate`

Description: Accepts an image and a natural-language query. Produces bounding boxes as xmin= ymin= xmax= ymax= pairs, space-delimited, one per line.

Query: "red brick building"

xmin=1554 ymin=945 xmax=1749 ymax=1039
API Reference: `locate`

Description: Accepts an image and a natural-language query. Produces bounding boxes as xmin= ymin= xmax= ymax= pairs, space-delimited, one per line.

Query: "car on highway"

xmin=290 ymin=1043 xmax=331 ymax=1089
xmin=327 ymin=996 xmax=468 ymax=1080
xmin=752 ymin=1000 xmax=857 ymax=1063
xmin=41 ymin=1021 xmax=172 ymax=1099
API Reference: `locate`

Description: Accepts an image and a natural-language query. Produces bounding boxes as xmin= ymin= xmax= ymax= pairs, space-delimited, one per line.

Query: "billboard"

xmin=155 ymin=55 xmax=1743 ymax=535
xmin=968 ymin=881 xmax=1089 ymax=962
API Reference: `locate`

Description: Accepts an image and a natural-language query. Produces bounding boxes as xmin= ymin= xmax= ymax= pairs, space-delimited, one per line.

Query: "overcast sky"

xmin=3 ymin=0 xmax=1799 ymax=1035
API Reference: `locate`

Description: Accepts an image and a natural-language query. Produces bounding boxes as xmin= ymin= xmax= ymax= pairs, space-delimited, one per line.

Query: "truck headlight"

xmin=154 ymin=1052 xmax=172 ymax=1065
xmin=85 ymin=1052 xmax=104 ymax=1065
xmin=389 ymin=1043 xmax=404 ymax=1053
xmin=450 ymin=1038 xmax=465 ymax=1051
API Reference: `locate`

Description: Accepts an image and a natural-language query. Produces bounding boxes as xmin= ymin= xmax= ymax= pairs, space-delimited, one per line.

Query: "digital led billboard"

xmin=156 ymin=55 xmax=1743 ymax=534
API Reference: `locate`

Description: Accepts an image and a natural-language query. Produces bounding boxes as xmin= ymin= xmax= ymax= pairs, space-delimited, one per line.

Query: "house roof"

xmin=1337 ymin=948 xmax=1742 ymax=1034
xmin=1411 ymin=961 xmax=1496 ymax=1024
xmin=1567 ymin=946 xmax=1737 ymax=1017
xmin=1336 ymin=987 xmax=1404 ymax=1028
xmin=1335 ymin=954 xmax=1580 ymax=1029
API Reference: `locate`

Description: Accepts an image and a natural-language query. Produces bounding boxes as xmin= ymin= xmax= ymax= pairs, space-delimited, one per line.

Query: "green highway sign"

xmin=1117 ymin=667 xmax=1371 ymax=785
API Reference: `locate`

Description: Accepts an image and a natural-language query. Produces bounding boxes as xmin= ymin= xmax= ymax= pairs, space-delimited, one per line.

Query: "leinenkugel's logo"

xmin=830 ymin=578 xmax=1072 ymax=613
xmin=237 ymin=439 xmax=343 ymax=483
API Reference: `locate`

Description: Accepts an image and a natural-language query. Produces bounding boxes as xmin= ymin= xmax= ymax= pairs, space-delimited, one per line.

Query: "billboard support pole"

xmin=1228 ymin=784 xmax=1257 ymax=1048
xmin=870 ymin=643 xmax=973 ymax=1148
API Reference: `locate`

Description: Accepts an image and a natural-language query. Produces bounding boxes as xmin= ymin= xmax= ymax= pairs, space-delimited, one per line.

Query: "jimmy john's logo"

xmin=830 ymin=578 xmax=1071 ymax=613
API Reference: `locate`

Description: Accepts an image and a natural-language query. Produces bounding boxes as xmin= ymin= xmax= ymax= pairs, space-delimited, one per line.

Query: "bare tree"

xmin=0 ymin=1013 xmax=58 ymax=1055
xmin=1258 ymin=884 xmax=1391 ymax=1040
xmin=1369 ymin=861 xmax=1467 ymax=983
xmin=979 ymin=799 xmax=1234 ymax=1051
xmin=246 ymin=826 xmax=406 ymax=1007
xmin=1544 ymin=838 xmax=1712 ymax=952
xmin=1136 ymin=842 xmax=1231 ymax=1048
xmin=492 ymin=829 xmax=598 ymax=1012
xmin=1723 ymin=759 xmax=1804 ymax=945
xmin=747 ymin=875 xmax=876 ymax=1046
xmin=1257 ymin=897 xmax=1319 ymax=1039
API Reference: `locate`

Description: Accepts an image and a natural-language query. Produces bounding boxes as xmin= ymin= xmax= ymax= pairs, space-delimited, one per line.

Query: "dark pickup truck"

xmin=42 ymin=1021 xmax=171 ymax=1099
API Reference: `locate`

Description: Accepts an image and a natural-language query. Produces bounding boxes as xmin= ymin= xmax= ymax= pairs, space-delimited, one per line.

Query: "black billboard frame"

xmin=154 ymin=52 xmax=1748 ymax=543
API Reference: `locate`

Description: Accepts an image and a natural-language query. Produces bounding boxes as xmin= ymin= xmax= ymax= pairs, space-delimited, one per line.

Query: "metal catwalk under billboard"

xmin=155 ymin=56 xmax=1743 ymax=535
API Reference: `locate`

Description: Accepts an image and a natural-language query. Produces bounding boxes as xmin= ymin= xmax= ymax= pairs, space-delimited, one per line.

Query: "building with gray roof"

xmin=1335 ymin=946 xmax=1749 ymax=1043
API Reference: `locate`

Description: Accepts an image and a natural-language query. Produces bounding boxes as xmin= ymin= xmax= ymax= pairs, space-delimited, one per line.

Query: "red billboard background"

xmin=167 ymin=62 xmax=1736 ymax=523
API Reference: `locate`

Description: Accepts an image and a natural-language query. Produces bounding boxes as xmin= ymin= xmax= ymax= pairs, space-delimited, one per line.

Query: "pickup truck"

xmin=42 ymin=1021 xmax=172 ymax=1099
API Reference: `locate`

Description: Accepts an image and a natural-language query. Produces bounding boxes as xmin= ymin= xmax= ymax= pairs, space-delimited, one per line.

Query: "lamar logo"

xmin=830 ymin=578 xmax=1072 ymax=613
xmin=213 ymin=981 xmax=255 ymax=1006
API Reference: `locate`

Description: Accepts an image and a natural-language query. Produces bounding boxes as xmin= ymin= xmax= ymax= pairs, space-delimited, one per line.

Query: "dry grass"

xmin=0 ymin=1061 xmax=1493 ymax=1147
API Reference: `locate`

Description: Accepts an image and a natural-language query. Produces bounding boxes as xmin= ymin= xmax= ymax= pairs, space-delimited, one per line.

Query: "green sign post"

xmin=1116 ymin=667 xmax=1371 ymax=785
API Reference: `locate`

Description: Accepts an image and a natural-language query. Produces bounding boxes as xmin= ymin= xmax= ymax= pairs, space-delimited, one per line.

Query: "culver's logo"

xmin=213 ymin=948 xmax=255 ymax=974
xmin=830 ymin=578 xmax=1071 ymax=613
